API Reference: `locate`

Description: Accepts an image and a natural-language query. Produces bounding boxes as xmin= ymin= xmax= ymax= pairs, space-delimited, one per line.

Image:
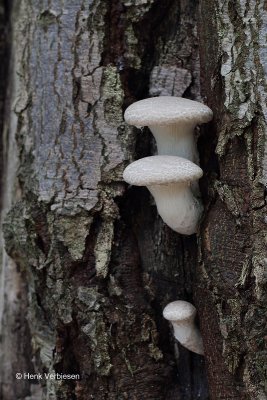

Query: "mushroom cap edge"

xmin=163 ymin=300 xmax=197 ymax=322
xmin=124 ymin=96 xmax=213 ymax=127
xmin=123 ymin=155 xmax=203 ymax=186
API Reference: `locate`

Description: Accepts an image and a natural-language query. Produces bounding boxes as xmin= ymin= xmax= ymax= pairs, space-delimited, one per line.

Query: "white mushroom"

xmin=123 ymin=155 xmax=203 ymax=235
xmin=163 ymin=300 xmax=204 ymax=355
xmin=124 ymin=96 xmax=213 ymax=163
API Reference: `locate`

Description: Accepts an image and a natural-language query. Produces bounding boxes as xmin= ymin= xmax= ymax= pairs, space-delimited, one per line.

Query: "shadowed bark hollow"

xmin=0 ymin=1 xmax=266 ymax=400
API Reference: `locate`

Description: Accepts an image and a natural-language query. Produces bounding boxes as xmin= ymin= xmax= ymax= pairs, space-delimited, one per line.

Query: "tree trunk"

xmin=197 ymin=1 xmax=267 ymax=399
xmin=1 ymin=1 xmax=208 ymax=399
xmin=0 ymin=1 xmax=266 ymax=400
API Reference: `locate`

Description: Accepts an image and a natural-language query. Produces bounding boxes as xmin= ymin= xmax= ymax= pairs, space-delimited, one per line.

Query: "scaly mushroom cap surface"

xmin=123 ymin=155 xmax=203 ymax=186
xmin=124 ymin=96 xmax=213 ymax=127
xmin=163 ymin=300 xmax=197 ymax=322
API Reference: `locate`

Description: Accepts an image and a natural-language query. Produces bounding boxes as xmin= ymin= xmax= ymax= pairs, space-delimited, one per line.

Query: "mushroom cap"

xmin=163 ymin=300 xmax=197 ymax=322
xmin=124 ymin=96 xmax=213 ymax=127
xmin=123 ymin=155 xmax=203 ymax=186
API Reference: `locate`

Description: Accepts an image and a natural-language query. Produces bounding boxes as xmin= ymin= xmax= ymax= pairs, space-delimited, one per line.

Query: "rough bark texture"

xmin=2 ymin=1 xmax=267 ymax=400
xmin=197 ymin=1 xmax=267 ymax=399
xmin=0 ymin=0 xmax=8 ymax=201
xmin=1 ymin=1 xmax=209 ymax=400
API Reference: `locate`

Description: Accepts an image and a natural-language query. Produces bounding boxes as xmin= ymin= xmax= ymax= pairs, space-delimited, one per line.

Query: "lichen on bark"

xmin=198 ymin=1 xmax=267 ymax=399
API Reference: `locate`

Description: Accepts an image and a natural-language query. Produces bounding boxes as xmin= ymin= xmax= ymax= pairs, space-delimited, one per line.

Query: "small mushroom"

xmin=124 ymin=96 xmax=213 ymax=163
xmin=163 ymin=300 xmax=204 ymax=355
xmin=123 ymin=155 xmax=203 ymax=235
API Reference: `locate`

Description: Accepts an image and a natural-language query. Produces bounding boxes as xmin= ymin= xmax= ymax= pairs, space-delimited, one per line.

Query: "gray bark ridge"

xmin=198 ymin=1 xmax=267 ymax=399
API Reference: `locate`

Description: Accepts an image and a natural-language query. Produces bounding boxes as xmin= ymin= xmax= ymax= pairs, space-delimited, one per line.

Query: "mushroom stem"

xmin=150 ymin=122 xmax=198 ymax=163
xmin=171 ymin=316 xmax=204 ymax=355
xmin=148 ymin=183 xmax=203 ymax=235
xmin=163 ymin=300 xmax=204 ymax=355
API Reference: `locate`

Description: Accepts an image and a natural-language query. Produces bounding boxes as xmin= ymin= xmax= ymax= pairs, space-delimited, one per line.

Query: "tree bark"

xmin=197 ymin=1 xmax=267 ymax=399
xmin=1 ymin=1 xmax=266 ymax=400
xmin=1 ymin=1 xmax=209 ymax=399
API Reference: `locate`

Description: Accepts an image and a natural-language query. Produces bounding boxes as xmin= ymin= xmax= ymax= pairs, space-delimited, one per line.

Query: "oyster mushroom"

xmin=123 ymin=155 xmax=203 ymax=235
xmin=124 ymin=96 xmax=213 ymax=163
xmin=163 ymin=300 xmax=204 ymax=355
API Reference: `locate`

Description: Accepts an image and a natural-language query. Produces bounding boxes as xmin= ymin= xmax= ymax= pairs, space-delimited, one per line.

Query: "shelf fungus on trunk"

xmin=124 ymin=96 xmax=213 ymax=163
xmin=123 ymin=155 xmax=203 ymax=235
xmin=163 ymin=300 xmax=204 ymax=355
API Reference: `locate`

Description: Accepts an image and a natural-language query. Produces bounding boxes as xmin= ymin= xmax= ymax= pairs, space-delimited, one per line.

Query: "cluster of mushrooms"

xmin=123 ymin=96 xmax=213 ymax=356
